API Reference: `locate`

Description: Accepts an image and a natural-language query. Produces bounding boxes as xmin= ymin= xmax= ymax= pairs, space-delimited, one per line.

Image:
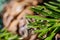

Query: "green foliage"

xmin=27 ymin=0 xmax=60 ymax=40
xmin=0 ymin=28 xmax=20 ymax=40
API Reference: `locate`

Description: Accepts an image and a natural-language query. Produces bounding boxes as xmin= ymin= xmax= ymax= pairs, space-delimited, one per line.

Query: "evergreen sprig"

xmin=0 ymin=28 xmax=20 ymax=40
xmin=27 ymin=0 xmax=60 ymax=40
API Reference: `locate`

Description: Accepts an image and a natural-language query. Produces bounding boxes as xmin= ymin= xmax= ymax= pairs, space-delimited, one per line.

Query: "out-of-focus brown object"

xmin=3 ymin=0 xmax=43 ymax=39
xmin=55 ymin=34 xmax=60 ymax=40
